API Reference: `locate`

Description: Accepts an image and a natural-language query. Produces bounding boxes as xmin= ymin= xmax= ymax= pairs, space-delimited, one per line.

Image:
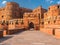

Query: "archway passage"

xmin=29 ymin=22 xmax=34 ymax=29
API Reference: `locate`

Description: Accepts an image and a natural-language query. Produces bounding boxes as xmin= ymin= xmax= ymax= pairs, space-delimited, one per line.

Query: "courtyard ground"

xmin=0 ymin=30 xmax=60 ymax=45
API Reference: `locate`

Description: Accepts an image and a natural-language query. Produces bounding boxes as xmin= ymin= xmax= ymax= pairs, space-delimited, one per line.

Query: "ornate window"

xmin=6 ymin=21 xmax=8 ymax=25
xmin=15 ymin=20 xmax=18 ymax=24
xmin=9 ymin=21 xmax=13 ymax=25
xmin=11 ymin=22 xmax=13 ymax=25
xmin=1 ymin=20 xmax=5 ymax=25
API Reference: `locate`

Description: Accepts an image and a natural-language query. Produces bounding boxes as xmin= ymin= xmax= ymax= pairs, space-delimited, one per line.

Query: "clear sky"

xmin=0 ymin=0 xmax=60 ymax=9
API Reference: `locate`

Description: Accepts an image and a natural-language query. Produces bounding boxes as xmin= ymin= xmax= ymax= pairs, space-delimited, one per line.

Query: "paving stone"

xmin=0 ymin=30 xmax=60 ymax=45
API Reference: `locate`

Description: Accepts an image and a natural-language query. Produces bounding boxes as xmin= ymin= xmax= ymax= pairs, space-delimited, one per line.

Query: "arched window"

xmin=58 ymin=5 xmax=60 ymax=8
xmin=28 ymin=15 xmax=30 ymax=17
xmin=58 ymin=6 xmax=59 ymax=8
xmin=53 ymin=29 xmax=55 ymax=35
xmin=42 ymin=22 xmax=44 ymax=25
xmin=34 ymin=15 xmax=36 ymax=17
xmin=1 ymin=20 xmax=5 ymax=25
xmin=48 ymin=21 xmax=50 ymax=24
xmin=6 ymin=21 xmax=8 ymax=25
xmin=11 ymin=22 xmax=13 ymax=25
xmin=54 ymin=20 xmax=56 ymax=23
xmin=49 ymin=8 xmax=50 ymax=10
xmin=15 ymin=20 xmax=18 ymax=24
xmin=21 ymin=20 xmax=24 ymax=24
xmin=2 ymin=16 xmax=4 ymax=18
xmin=9 ymin=21 xmax=13 ymax=25
xmin=38 ymin=14 xmax=40 ymax=19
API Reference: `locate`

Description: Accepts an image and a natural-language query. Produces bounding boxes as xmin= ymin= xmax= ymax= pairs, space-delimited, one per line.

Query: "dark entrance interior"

xmin=52 ymin=29 xmax=55 ymax=35
xmin=29 ymin=22 xmax=34 ymax=29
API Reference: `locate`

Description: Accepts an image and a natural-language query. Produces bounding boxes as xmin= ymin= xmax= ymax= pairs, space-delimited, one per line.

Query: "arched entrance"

xmin=29 ymin=22 xmax=34 ymax=29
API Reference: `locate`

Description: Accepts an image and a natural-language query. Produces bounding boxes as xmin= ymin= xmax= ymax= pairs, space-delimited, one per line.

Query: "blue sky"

xmin=0 ymin=0 xmax=60 ymax=9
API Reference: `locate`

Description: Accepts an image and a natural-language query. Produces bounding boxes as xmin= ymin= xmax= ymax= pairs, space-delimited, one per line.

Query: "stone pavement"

xmin=0 ymin=30 xmax=60 ymax=45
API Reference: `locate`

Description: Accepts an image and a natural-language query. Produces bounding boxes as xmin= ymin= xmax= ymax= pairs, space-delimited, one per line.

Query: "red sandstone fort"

xmin=0 ymin=2 xmax=60 ymax=39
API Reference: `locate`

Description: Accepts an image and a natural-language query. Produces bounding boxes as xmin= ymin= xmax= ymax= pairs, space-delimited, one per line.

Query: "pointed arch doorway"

xmin=29 ymin=22 xmax=34 ymax=29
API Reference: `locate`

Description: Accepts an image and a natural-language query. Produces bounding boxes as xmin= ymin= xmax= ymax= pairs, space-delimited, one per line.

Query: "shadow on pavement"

xmin=0 ymin=36 xmax=13 ymax=43
xmin=0 ymin=29 xmax=27 ymax=43
xmin=12 ymin=29 xmax=26 ymax=35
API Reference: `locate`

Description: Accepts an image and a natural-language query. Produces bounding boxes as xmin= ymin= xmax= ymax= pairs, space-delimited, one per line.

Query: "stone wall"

xmin=43 ymin=4 xmax=60 ymax=39
xmin=23 ymin=6 xmax=47 ymax=30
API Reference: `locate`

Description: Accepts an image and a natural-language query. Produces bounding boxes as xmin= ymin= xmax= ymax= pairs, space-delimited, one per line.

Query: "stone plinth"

xmin=40 ymin=28 xmax=53 ymax=35
xmin=8 ymin=29 xmax=19 ymax=35
xmin=0 ymin=30 xmax=3 ymax=38
xmin=7 ymin=29 xmax=25 ymax=35
xmin=55 ymin=29 xmax=60 ymax=39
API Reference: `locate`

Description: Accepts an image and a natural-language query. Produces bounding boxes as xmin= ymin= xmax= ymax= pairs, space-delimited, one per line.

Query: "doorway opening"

xmin=29 ymin=22 xmax=34 ymax=29
xmin=52 ymin=29 xmax=55 ymax=35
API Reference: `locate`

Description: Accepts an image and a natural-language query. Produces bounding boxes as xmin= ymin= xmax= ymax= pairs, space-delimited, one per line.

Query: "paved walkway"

xmin=0 ymin=30 xmax=60 ymax=45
